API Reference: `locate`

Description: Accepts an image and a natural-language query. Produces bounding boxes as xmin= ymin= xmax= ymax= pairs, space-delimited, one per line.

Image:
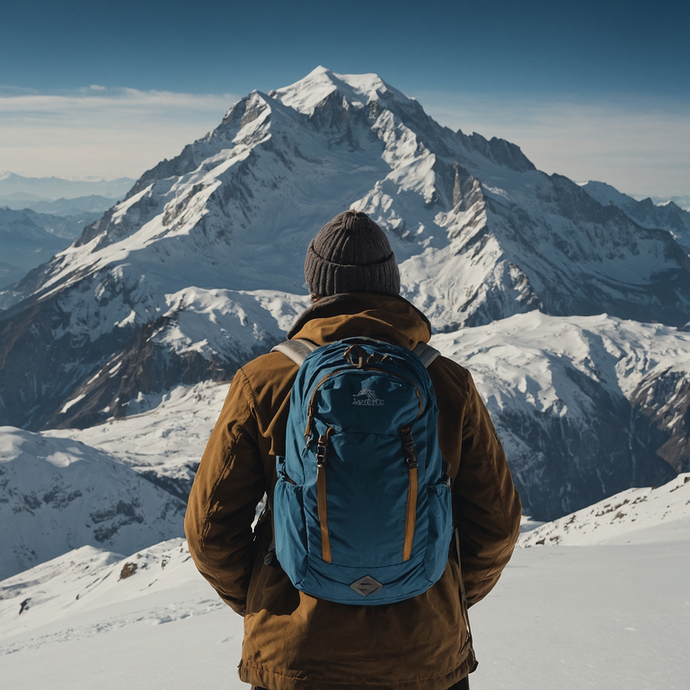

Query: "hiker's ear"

xmin=311 ymin=294 xmax=321 ymax=304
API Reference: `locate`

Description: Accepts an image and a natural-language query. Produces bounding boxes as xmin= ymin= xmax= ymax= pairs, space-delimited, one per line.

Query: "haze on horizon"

xmin=1 ymin=0 xmax=689 ymax=198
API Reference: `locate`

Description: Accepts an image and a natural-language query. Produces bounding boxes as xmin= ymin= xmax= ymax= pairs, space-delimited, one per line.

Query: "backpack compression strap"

xmin=272 ymin=339 xmax=440 ymax=369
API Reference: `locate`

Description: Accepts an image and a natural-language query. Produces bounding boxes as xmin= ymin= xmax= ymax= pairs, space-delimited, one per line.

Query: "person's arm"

xmin=453 ymin=370 xmax=522 ymax=606
xmin=184 ymin=369 xmax=266 ymax=615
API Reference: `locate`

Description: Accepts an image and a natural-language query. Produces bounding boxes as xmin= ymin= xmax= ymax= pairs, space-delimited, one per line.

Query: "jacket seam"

xmin=235 ymin=365 xmax=258 ymax=411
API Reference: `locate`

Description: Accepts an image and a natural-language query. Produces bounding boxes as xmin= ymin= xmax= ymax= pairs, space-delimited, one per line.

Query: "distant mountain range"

xmin=0 ymin=195 xmax=122 ymax=216
xmin=0 ymin=178 xmax=132 ymax=286
xmin=631 ymin=193 xmax=690 ymax=213
xmin=0 ymin=207 xmax=106 ymax=289
xmin=1 ymin=67 xmax=689 ymax=524
xmin=0 ymin=208 xmax=73 ymax=288
xmin=0 ymin=173 xmax=135 ymax=202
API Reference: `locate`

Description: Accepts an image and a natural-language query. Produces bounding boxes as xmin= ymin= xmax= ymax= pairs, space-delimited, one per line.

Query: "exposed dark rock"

xmin=118 ymin=562 xmax=137 ymax=580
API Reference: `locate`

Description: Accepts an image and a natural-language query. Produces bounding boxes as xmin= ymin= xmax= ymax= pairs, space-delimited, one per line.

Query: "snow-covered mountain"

xmin=581 ymin=180 xmax=690 ymax=251
xmin=0 ymin=427 xmax=185 ymax=580
xmin=433 ymin=312 xmax=687 ymax=517
xmin=44 ymin=311 xmax=686 ymax=521
xmin=0 ymin=67 xmax=687 ymax=521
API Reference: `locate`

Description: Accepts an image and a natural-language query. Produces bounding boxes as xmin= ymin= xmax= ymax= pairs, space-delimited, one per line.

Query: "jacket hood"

xmin=287 ymin=293 xmax=432 ymax=349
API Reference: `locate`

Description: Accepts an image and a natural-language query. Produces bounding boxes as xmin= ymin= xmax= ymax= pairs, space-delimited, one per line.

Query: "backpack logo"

xmin=350 ymin=575 xmax=383 ymax=597
xmin=352 ymin=387 xmax=384 ymax=407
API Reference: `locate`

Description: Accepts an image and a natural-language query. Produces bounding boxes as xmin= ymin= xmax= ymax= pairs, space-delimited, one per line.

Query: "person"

xmin=185 ymin=210 xmax=522 ymax=690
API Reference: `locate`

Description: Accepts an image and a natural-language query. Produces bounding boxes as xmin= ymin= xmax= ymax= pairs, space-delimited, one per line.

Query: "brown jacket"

xmin=185 ymin=294 xmax=521 ymax=690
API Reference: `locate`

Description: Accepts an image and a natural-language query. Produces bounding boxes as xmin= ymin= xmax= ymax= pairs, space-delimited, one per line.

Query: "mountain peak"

xmin=272 ymin=66 xmax=408 ymax=116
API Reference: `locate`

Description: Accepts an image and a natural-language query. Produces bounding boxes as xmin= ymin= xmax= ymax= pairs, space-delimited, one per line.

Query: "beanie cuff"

xmin=305 ymin=244 xmax=400 ymax=296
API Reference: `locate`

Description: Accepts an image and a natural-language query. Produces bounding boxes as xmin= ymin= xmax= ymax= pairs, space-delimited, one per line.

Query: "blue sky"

xmin=1 ymin=0 xmax=689 ymax=196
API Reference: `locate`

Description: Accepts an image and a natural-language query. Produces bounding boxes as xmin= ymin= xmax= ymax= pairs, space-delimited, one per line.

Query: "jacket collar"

xmin=287 ymin=293 xmax=432 ymax=350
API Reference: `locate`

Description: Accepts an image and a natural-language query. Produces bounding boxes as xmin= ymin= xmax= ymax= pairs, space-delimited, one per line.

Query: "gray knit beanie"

xmin=304 ymin=210 xmax=400 ymax=297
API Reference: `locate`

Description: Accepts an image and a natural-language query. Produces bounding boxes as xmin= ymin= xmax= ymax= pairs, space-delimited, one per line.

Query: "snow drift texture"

xmin=1 ymin=67 xmax=690 ymax=523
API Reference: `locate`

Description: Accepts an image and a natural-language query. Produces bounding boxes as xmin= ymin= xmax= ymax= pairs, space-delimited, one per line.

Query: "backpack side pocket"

xmin=424 ymin=478 xmax=453 ymax=583
xmin=274 ymin=460 xmax=308 ymax=586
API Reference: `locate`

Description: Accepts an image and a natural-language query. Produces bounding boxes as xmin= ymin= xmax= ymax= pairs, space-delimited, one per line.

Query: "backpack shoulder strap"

xmin=412 ymin=342 xmax=441 ymax=369
xmin=273 ymin=338 xmax=439 ymax=369
xmin=271 ymin=338 xmax=319 ymax=367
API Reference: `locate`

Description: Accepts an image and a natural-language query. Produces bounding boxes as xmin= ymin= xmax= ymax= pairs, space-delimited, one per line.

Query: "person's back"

xmin=185 ymin=210 xmax=522 ymax=690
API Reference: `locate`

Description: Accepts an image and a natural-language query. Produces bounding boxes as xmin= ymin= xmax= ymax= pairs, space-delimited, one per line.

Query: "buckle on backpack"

xmin=343 ymin=343 xmax=392 ymax=369
xmin=343 ymin=344 xmax=366 ymax=368
xmin=316 ymin=427 xmax=334 ymax=466
xmin=400 ymin=425 xmax=418 ymax=468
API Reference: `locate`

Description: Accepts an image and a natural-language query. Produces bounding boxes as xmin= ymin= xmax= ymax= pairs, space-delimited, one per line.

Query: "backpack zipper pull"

xmin=401 ymin=425 xmax=418 ymax=468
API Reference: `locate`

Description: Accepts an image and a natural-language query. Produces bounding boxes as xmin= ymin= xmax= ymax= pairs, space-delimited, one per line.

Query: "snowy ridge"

xmin=519 ymin=472 xmax=690 ymax=547
xmin=0 ymin=427 xmax=185 ymax=580
xmin=581 ymin=179 xmax=690 ymax=253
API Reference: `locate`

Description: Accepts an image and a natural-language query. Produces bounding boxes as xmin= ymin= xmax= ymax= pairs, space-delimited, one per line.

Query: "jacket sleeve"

xmin=184 ymin=368 xmax=266 ymax=615
xmin=453 ymin=371 xmax=522 ymax=606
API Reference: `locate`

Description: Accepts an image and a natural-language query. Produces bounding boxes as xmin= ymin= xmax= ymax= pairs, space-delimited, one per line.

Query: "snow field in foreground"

xmin=1 ymin=513 xmax=688 ymax=690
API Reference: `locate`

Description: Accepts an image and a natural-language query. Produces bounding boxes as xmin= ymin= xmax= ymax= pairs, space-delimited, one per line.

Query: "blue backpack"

xmin=271 ymin=337 xmax=453 ymax=605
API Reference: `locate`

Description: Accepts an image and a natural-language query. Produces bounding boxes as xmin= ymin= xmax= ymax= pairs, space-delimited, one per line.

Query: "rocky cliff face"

xmin=0 ymin=67 xmax=687 ymax=520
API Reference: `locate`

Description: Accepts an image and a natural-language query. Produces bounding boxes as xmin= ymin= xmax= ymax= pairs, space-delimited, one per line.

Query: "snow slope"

xmin=0 ymin=427 xmax=185 ymax=580
xmin=46 ymin=380 xmax=229 ymax=499
xmin=519 ymin=472 xmax=690 ymax=547
xmin=1 ymin=477 xmax=687 ymax=690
